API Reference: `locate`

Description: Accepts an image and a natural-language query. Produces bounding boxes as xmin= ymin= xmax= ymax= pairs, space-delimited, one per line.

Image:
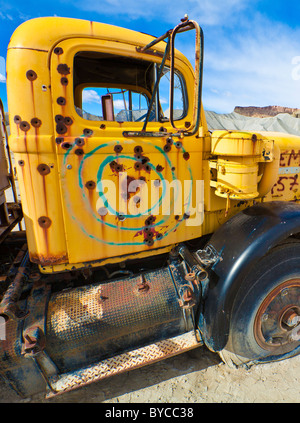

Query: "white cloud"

xmin=201 ymin=17 xmax=300 ymax=113
xmin=82 ymin=89 xmax=101 ymax=103
xmin=73 ymin=0 xmax=252 ymax=26
xmin=0 ymin=56 xmax=5 ymax=83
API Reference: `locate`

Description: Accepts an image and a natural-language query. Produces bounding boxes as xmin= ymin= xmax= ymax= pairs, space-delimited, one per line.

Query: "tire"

xmin=219 ymin=239 xmax=300 ymax=367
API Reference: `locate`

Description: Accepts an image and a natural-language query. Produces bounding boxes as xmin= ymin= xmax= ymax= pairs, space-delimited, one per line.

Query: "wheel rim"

xmin=254 ymin=279 xmax=300 ymax=352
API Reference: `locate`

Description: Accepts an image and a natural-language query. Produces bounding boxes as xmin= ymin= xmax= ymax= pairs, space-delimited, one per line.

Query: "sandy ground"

xmin=0 ymin=345 xmax=299 ymax=403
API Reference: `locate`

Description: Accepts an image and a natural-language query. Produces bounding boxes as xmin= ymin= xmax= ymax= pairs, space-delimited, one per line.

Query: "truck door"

xmin=50 ymin=33 xmax=206 ymax=269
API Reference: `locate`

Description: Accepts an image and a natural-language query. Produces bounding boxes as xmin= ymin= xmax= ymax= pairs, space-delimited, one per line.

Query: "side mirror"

xmin=169 ymin=18 xmax=204 ymax=135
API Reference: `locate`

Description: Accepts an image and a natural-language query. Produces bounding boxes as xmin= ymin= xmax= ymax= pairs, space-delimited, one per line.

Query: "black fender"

xmin=200 ymin=201 xmax=300 ymax=352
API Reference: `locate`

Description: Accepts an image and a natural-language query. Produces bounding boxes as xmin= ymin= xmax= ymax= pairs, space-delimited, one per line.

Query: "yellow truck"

xmin=0 ymin=15 xmax=299 ymax=398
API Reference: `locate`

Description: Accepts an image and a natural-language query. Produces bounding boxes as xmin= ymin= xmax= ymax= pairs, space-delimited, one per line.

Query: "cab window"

xmin=73 ymin=51 xmax=187 ymax=123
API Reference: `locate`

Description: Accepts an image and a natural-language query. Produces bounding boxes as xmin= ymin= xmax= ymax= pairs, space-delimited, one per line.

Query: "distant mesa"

xmin=234 ymin=105 xmax=300 ymax=118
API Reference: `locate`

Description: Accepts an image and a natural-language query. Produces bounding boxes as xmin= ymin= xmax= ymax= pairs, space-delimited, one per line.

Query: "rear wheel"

xmin=220 ymin=240 xmax=300 ymax=367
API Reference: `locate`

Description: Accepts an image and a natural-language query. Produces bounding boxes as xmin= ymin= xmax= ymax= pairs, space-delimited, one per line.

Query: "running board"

xmin=46 ymin=330 xmax=201 ymax=398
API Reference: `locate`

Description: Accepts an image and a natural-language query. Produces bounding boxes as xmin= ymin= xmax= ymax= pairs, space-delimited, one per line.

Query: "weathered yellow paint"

xmin=6 ymin=17 xmax=300 ymax=273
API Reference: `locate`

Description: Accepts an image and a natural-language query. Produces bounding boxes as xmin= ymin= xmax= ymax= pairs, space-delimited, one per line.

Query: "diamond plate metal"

xmin=46 ymin=330 xmax=201 ymax=397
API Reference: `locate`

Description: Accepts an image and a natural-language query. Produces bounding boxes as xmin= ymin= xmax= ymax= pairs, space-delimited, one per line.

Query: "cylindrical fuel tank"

xmin=45 ymin=266 xmax=190 ymax=373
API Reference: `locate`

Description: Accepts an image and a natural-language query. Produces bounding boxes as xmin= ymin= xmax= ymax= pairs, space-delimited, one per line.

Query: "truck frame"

xmin=0 ymin=16 xmax=299 ymax=398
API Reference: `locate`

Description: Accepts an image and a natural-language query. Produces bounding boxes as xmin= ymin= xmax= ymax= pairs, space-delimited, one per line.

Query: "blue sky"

xmin=0 ymin=0 xmax=299 ymax=113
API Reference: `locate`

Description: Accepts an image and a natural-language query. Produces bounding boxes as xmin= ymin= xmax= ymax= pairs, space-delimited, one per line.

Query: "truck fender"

xmin=200 ymin=201 xmax=300 ymax=352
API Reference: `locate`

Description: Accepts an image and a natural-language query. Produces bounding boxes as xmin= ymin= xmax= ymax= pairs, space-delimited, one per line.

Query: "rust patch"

xmin=37 ymin=164 xmax=50 ymax=176
xmin=57 ymin=64 xmax=70 ymax=75
xmin=29 ymin=252 xmax=68 ymax=266
xmin=38 ymin=216 xmax=52 ymax=229
xmin=26 ymin=70 xmax=37 ymax=81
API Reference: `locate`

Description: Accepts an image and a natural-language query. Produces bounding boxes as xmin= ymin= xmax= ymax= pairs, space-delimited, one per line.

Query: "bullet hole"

xmin=75 ymin=138 xmax=85 ymax=146
xmin=54 ymin=47 xmax=63 ymax=55
xmin=14 ymin=115 xmax=21 ymax=124
xmin=18 ymin=160 xmax=25 ymax=166
xmin=252 ymin=134 xmax=258 ymax=142
xmin=57 ymin=97 xmax=66 ymax=106
xmin=85 ymin=180 xmax=96 ymax=190
xmin=171 ymin=166 xmax=176 ymax=171
xmin=61 ymin=77 xmax=68 ymax=86
xmin=55 ymin=115 xmax=64 ymax=123
xmin=20 ymin=121 xmax=30 ymax=132
xmin=183 ymin=152 xmax=190 ymax=160
xmin=163 ymin=144 xmax=171 ymax=153
xmin=134 ymin=161 xmax=143 ymax=171
xmin=156 ymin=233 xmax=163 ymax=240
xmin=109 ymin=160 xmax=117 ymax=171
xmin=185 ymin=121 xmax=191 ymax=128
xmin=56 ymin=123 xmax=67 ymax=134
xmin=61 ymin=142 xmax=72 ymax=150
xmin=159 ymin=127 xmax=167 ymax=132
xmin=55 ymin=137 xmax=64 ymax=145
xmin=139 ymin=176 xmax=146 ymax=182
xmin=134 ymin=145 xmax=143 ymax=155
xmin=145 ymin=215 xmax=155 ymax=226
xmin=75 ymin=148 xmax=84 ymax=156
xmin=100 ymin=124 xmax=106 ymax=130
xmin=141 ymin=157 xmax=150 ymax=164
xmin=83 ymin=128 xmax=93 ymax=137
xmin=175 ymin=141 xmax=182 ymax=149
xmin=144 ymin=238 xmax=154 ymax=246
xmin=57 ymin=64 xmax=70 ymax=75
xmin=143 ymin=163 xmax=151 ymax=173
xmin=183 ymin=212 xmax=190 ymax=220
xmin=31 ymin=117 xmax=42 ymax=128
xmin=37 ymin=164 xmax=50 ymax=175
xmin=114 ymin=144 xmax=123 ymax=153
xmin=64 ymin=116 xmax=73 ymax=126
xmin=175 ymin=215 xmax=180 ymax=220
xmin=117 ymin=213 xmax=126 ymax=221
xmin=26 ymin=70 xmax=37 ymax=81
xmin=166 ymin=137 xmax=173 ymax=145
xmin=156 ymin=165 xmax=164 ymax=172
xmin=115 ymin=163 xmax=124 ymax=173
xmin=38 ymin=216 xmax=52 ymax=229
